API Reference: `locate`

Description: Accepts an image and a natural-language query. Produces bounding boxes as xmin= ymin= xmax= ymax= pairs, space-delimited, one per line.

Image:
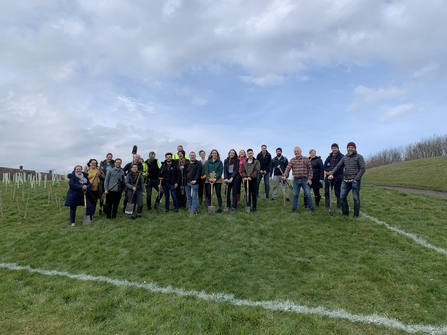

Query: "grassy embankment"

xmin=0 ymin=164 xmax=446 ymax=335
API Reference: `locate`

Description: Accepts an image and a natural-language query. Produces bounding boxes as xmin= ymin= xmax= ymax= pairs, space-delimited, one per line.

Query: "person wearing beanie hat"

xmin=328 ymin=142 xmax=365 ymax=219
xmin=270 ymin=147 xmax=290 ymax=201
xmin=323 ymin=143 xmax=344 ymax=211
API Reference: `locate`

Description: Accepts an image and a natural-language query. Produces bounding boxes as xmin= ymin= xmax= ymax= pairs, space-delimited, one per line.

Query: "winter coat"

xmin=205 ymin=158 xmax=223 ymax=183
xmin=183 ymin=160 xmax=202 ymax=184
xmin=64 ymin=171 xmax=92 ymax=207
xmin=143 ymin=158 xmax=161 ymax=181
xmin=331 ymin=151 xmax=366 ymax=181
xmin=223 ymin=157 xmax=240 ymax=180
xmin=270 ymin=155 xmax=289 ymax=176
xmin=310 ymin=156 xmax=324 ymax=188
xmin=125 ymin=172 xmax=144 ymax=191
xmin=324 ymin=151 xmax=344 ymax=180
xmin=256 ymin=151 xmax=272 ymax=171
xmin=159 ymin=160 xmax=180 ymax=185
xmin=242 ymin=159 xmax=260 ymax=180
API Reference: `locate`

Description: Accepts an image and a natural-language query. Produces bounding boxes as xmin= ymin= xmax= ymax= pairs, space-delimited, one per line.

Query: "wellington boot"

xmin=341 ymin=202 xmax=349 ymax=218
xmin=315 ymin=195 xmax=321 ymax=208
xmin=354 ymin=203 xmax=360 ymax=219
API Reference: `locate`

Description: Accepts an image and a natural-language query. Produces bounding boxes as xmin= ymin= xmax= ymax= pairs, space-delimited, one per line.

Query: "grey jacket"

xmin=331 ymin=151 xmax=365 ymax=181
xmin=104 ymin=167 xmax=125 ymax=192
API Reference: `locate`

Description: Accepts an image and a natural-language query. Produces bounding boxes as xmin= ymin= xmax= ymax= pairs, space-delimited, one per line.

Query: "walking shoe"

xmin=292 ymin=208 xmax=297 ymax=213
xmin=174 ymin=208 xmax=178 ymax=213
xmin=342 ymin=215 xmax=348 ymax=219
xmin=252 ymin=208 xmax=257 ymax=213
xmin=230 ymin=208 xmax=236 ymax=214
xmin=71 ymin=223 xmax=75 ymax=227
xmin=99 ymin=209 xmax=102 ymax=215
xmin=136 ymin=214 xmax=141 ymax=218
xmin=271 ymin=198 xmax=276 ymax=200
xmin=130 ymin=215 xmax=135 ymax=220
xmin=309 ymin=208 xmax=315 ymax=214
xmin=217 ymin=208 xmax=223 ymax=213
xmin=286 ymin=198 xmax=290 ymax=201
xmin=354 ymin=216 xmax=359 ymax=220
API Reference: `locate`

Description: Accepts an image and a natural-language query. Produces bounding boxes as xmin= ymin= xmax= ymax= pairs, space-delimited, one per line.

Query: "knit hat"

xmin=331 ymin=143 xmax=339 ymax=149
xmin=276 ymin=147 xmax=282 ymax=152
xmin=347 ymin=142 xmax=356 ymax=149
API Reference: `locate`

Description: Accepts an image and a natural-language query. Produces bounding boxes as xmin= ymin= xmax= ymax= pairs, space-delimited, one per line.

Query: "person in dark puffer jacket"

xmin=304 ymin=149 xmax=324 ymax=208
xmin=323 ymin=143 xmax=344 ymax=210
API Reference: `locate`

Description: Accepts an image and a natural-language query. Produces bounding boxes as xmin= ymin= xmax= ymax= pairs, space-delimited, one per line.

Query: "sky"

xmin=1 ymin=0 xmax=446 ymax=173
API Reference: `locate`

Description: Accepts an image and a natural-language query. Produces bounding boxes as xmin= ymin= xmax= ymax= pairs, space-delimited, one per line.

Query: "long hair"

xmin=208 ymin=149 xmax=220 ymax=160
xmin=228 ymin=149 xmax=237 ymax=164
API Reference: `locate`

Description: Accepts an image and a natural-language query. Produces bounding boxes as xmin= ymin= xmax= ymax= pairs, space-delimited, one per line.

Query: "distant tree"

xmin=366 ymin=134 xmax=447 ymax=169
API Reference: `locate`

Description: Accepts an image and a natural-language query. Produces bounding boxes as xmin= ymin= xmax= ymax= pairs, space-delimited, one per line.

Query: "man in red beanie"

xmin=328 ymin=142 xmax=365 ymax=219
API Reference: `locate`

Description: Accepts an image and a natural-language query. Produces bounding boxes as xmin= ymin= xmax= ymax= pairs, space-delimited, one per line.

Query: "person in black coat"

xmin=223 ymin=149 xmax=240 ymax=213
xmin=64 ymin=165 xmax=93 ymax=226
xmin=304 ymin=149 xmax=324 ymax=208
xmin=324 ymin=143 xmax=344 ymax=210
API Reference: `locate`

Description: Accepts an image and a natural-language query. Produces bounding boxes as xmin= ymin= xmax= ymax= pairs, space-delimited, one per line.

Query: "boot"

xmin=354 ymin=203 xmax=360 ymax=219
xmin=336 ymin=196 xmax=341 ymax=211
xmin=315 ymin=195 xmax=321 ymax=208
xmin=324 ymin=195 xmax=330 ymax=211
xmin=341 ymin=202 xmax=349 ymax=218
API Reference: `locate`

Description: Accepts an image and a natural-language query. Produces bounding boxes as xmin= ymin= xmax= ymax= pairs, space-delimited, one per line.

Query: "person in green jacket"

xmin=205 ymin=149 xmax=223 ymax=213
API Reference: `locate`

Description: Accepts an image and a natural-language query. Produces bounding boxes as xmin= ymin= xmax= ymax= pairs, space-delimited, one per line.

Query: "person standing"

xmin=237 ymin=149 xmax=247 ymax=203
xmin=103 ymin=158 xmax=125 ymax=220
xmin=256 ymin=144 xmax=272 ymax=198
xmin=99 ymin=153 xmax=114 ymax=214
xmin=198 ymin=150 xmax=207 ymax=206
xmin=305 ymin=149 xmax=324 ymax=208
xmin=223 ymin=149 xmax=240 ymax=213
xmin=324 ymin=143 xmax=344 ymax=211
xmin=205 ymin=149 xmax=224 ymax=213
xmin=175 ymin=150 xmax=188 ymax=209
xmin=125 ymin=164 xmax=145 ymax=219
xmin=270 ymin=147 xmax=289 ymax=201
xmin=283 ymin=147 xmax=314 ymax=214
xmin=143 ymin=151 xmax=162 ymax=211
xmin=242 ymin=149 xmax=260 ymax=213
xmin=328 ymin=142 xmax=366 ymax=219
xmin=65 ymin=165 xmax=93 ymax=226
xmin=84 ymin=158 xmax=105 ymax=218
xmin=183 ymin=151 xmax=202 ymax=215
xmin=159 ymin=153 xmax=180 ymax=212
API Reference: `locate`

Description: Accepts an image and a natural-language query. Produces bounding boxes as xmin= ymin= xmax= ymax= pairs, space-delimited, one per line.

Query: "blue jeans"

xmin=185 ymin=183 xmax=199 ymax=213
xmin=292 ymin=178 xmax=313 ymax=209
xmin=257 ymin=172 xmax=270 ymax=197
xmin=340 ymin=180 xmax=361 ymax=205
xmin=162 ymin=183 xmax=178 ymax=211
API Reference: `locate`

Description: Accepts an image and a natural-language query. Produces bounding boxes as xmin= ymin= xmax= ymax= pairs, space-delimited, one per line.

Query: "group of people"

xmin=64 ymin=142 xmax=366 ymax=225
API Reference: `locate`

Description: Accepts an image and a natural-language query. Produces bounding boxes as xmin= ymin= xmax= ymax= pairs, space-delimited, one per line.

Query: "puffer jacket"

xmin=64 ymin=171 xmax=92 ymax=207
xmin=331 ymin=151 xmax=366 ymax=181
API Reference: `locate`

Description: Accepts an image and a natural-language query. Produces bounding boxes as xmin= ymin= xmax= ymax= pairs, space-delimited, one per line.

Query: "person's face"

xmin=131 ymin=165 xmax=138 ymax=173
xmin=177 ymin=146 xmax=183 ymax=152
xmin=75 ymin=166 xmax=82 ymax=174
xmin=294 ymin=148 xmax=302 ymax=157
xmin=190 ymin=152 xmax=196 ymax=161
xmin=347 ymin=146 xmax=355 ymax=154
xmin=200 ymin=151 xmax=206 ymax=159
xmin=247 ymin=151 xmax=254 ymax=159
xmin=331 ymin=146 xmax=339 ymax=154
xmin=239 ymin=150 xmax=246 ymax=158
xmin=150 ymin=152 xmax=156 ymax=158
xmin=276 ymin=149 xmax=281 ymax=157
xmin=106 ymin=154 xmax=112 ymax=162
xmin=211 ymin=151 xmax=218 ymax=159
xmin=139 ymin=158 xmax=144 ymax=164
xmin=115 ymin=160 xmax=122 ymax=168
xmin=166 ymin=154 xmax=172 ymax=162
xmin=134 ymin=154 xmax=141 ymax=163
xmin=229 ymin=150 xmax=235 ymax=158
xmin=178 ymin=152 xmax=184 ymax=158
xmin=90 ymin=160 xmax=97 ymax=168
xmin=261 ymin=145 xmax=267 ymax=153
xmin=309 ymin=150 xmax=316 ymax=158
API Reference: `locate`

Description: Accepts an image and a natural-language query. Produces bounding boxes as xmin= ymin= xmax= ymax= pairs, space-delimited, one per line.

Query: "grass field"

xmin=1 ymin=171 xmax=447 ymax=334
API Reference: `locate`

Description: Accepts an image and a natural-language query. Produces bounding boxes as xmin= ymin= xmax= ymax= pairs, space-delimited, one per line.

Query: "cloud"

xmin=348 ymin=84 xmax=408 ymax=110
xmin=239 ymin=74 xmax=285 ymax=87
xmin=380 ymin=104 xmax=415 ymax=122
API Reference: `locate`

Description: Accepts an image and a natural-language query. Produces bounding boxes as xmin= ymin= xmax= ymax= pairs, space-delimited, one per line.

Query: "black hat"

xmin=331 ymin=143 xmax=339 ymax=149
xmin=276 ymin=147 xmax=282 ymax=152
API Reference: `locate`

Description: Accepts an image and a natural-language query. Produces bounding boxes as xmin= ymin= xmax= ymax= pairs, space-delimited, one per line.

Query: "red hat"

xmin=347 ymin=142 xmax=356 ymax=149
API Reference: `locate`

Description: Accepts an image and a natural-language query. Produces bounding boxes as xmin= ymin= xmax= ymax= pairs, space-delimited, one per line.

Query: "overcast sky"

xmin=1 ymin=0 xmax=446 ymax=173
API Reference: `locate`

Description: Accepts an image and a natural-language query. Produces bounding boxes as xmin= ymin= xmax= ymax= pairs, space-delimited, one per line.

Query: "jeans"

xmin=256 ymin=172 xmax=270 ymax=197
xmin=340 ymin=180 xmax=361 ymax=205
xmin=292 ymin=178 xmax=313 ymax=209
xmin=162 ymin=183 xmax=178 ymax=211
xmin=185 ymin=183 xmax=199 ymax=213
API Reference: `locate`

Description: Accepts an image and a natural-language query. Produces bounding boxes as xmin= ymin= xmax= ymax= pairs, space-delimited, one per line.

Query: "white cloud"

xmin=380 ymin=104 xmax=415 ymax=122
xmin=348 ymin=84 xmax=408 ymax=111
xmin=240 ymin=74 xmax=285 ymax=87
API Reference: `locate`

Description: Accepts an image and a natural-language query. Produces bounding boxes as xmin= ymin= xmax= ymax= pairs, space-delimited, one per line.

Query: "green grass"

xmin=1 ymin=178 xmax=447 ymax=334
xmin=363 ymin=155 xmax=447 ymax=192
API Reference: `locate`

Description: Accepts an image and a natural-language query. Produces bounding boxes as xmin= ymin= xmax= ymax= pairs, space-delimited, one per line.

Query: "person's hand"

xmin=328 ymin=175 xmax=334 ymax=180
xmin=307 ymin=180 xmax=312 ymax=186
xmin=132 ymin=187 xmax=136 ymax=191
xmin=104 ymin=190 xmax=109 ymax=194
xmin=269 ymin=177 xmax=273 ymax=181
xmin=174 ymin=183 xmax=178 ymax=188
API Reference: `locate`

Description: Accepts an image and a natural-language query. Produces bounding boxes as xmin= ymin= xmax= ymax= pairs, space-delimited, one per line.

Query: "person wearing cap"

xmin=282 ymin=147 xmax=315 ymax=214
xmin=143 ymin=151 xmax=162 ymax=211
xmin=270 ymin=147 xmax=290 ymax=201
xmin=328 ymin=142 xmax=366 ymax=219
xmin=323 ymin=143 xmax=344 ymax=211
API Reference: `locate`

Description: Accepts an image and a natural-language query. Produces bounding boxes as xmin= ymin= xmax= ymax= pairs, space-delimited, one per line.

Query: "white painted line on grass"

xmin=1 ymin=262 xmax=446 ymax=334
xmin=360 ymin=212 xmax=447 ymax=257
